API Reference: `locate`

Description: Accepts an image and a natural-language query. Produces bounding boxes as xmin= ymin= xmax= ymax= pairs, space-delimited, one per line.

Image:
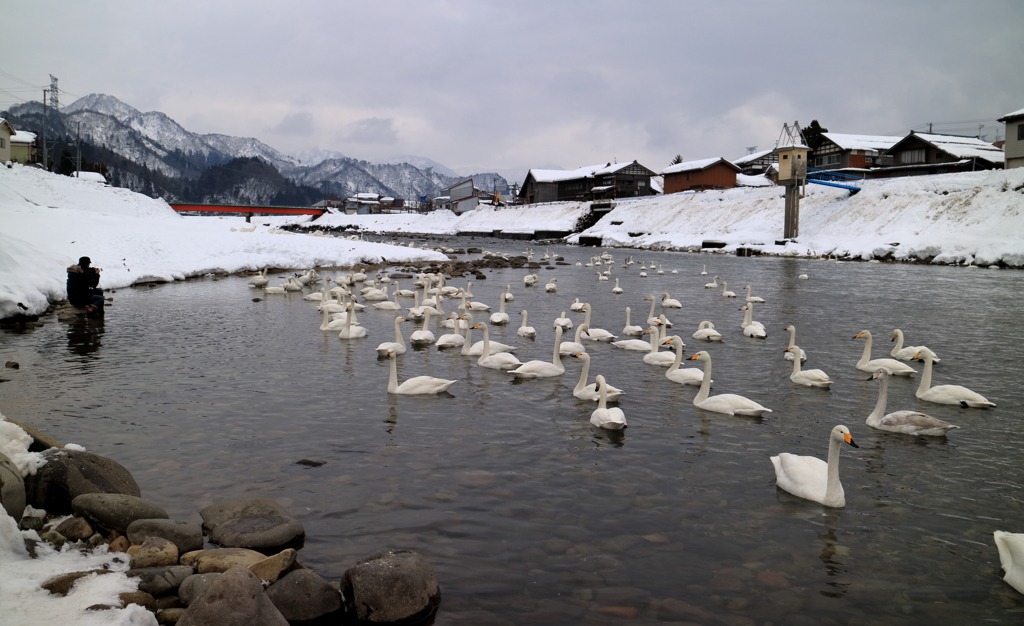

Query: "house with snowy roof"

xmin=998 ymin=107 xmax=1024 ymax=169
xmin=731 ymin=149 xmax=777 ymax=176
xmin=809 ymin=133 xmax=902 ymax=171
xmin=518 ymin=160 xmax=656 ymax=204
xmin=0 ymin=118 xmax=14 ymax=163
xmin=879 ymin=132 xmax=1004 ymax=177
xmin=660 ymin=157 xmax=741 ymax=194
xmin=10 ymin=130 xmax=37 ymax=164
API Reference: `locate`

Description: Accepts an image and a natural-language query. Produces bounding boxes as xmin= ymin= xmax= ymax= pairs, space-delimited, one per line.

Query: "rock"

xmin=19 ymin=515 xmax=44 ymax=532
xmin=342 ymin=550 xmax=441 ymax=624
xmin=39 ymin=530 xmax=66 ymax=549
xmin=87 ymin=532 xmax=106 ymax=547
xmin=130 ymin=536 xmax=180 ymax=569
xmin=179 ymin=574 xmax=222 ymax=606
xmin=128 ymin=519 xmax=204 ymax=554
xmin=177 ymin=567 xmax=288 ymax=626
xmin=266 ymin=569 xmax=342 ymax=623
xmin=126 ymin=566 xmax=195 ymax=597
xmin=0 ymin=451 xmax=26 ymax=522
xmin=24 ymin=449 xmax=140 ymax=514
xmin=72 ymin=493 xmax=168 ymax=533
xmin=200 ymin=498 xmax=304 ymax=552
xmin=42 ymin=569 xmax=112 ymax=595
xmin=127 ymin=544 xmax=141 ymax=557
xmin=248 ymin=548 xmax=296 ymax=583
xmin=5 ymin=361 xmax=19 ymax=369
xmin=55 ymin=516 xmax=94 ymax=542
xmin=109 ymin=535 xmax=131 ymax=552
xmin=194 ymin=548 xmax=268 ymax=574
xmin=119 ymin=590 xmax=157 ymax=612
xmin=157 ymin=608 xmax=186 ymax=624
xmin=156 ymin=595 xmax=182 ymax=610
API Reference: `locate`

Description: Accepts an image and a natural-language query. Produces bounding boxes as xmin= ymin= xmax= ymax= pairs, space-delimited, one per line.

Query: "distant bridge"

xmin=170 ymin=203 xmax=326 ymax=216
xmin=805 ymin=168 xmax=863 ymax=194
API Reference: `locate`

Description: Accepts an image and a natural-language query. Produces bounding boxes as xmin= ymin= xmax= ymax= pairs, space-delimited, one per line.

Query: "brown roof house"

xmin=518 ymin=161 xmax=656 ymax=204
xmin=660 ymin=157 xmax=741 ymax=194
xmin=810 ymin=133 xmax=902 ymax=170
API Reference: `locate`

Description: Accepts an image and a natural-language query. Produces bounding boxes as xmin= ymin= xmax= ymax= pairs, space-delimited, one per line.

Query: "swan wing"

xmin=995 ymin=531 xmax=1024 ymax=595
xmin=666 ymin=368 xmax=704 ymax=385
xmin=771 ymin=453 xmax=828 ymax=503
xmin=396 ymin=376 xmax=457 ymax=395
xmin=697 ymin=394 xmax=770 ymax=415
xmin=860 ymin=359 xmax=916 ymax=375
xmin=612 ymin=339 xmax=652 ymax=351
xmin=509 ymin=361 xmax=564 ymax=378
xmin=919 ymin=385 xmax=995 ymax=407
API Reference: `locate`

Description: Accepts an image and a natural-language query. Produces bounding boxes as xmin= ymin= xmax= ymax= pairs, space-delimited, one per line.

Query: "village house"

xmin=518 ymin=160 xmax=657 ymax=204
xmin=998 ymin=108 xmax=1024 ymax=169
xmin=660 ymin=157 xmax=741 ymax=194
xmin=809 ymin=133 xmax=901 ymax=170
xmin=10 ymin=130 xmax=37 ymax=164
xmin=0 ymin=118 xmax=14 ymax=163
xmin=731 ymin=149 xmax=777 ymax=176
xmin=441 ymin=179 xmax=488 ymax=214
xmin=878 ymin=131 xmax=1004 ymax=177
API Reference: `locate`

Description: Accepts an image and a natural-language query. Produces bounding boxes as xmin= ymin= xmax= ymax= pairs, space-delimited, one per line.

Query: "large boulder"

xmin=266 ymin=569 xmax=342 ymax=624
xmin=178 ymin=573 xmax=221 ymax=606
xmin=342 ymin=550 xmax=441 ymax=624
xmin=183 ymin=548 xmax=268 ymax=574
xmin=200 ymin=498 xmax=304 ymax=553
xmin=126 ymin=566 xmax=195 ymax=597
xmin=127 ymin=519 xmax=204 ymax=554
xmin=129 ymin=536 xmax=179 ymax=569
xmin=72 ymin=493 xmax=168 ymax=533
xmin=0 ymin=451 xmax=26 ymax=522
xmin=24 ymin=449 xmax=139 ymax=514
xmin=177 ymin=567 xmax=288 ymax=626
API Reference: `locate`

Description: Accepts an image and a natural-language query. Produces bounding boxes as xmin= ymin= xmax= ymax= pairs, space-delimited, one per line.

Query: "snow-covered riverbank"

xmin=0 ymin=165 xmax=447 ymax=319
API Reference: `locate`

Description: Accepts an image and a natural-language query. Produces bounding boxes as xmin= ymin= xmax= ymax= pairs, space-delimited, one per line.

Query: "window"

xmin=0 ymin=138 xmax=4 ymax=148
xmin=638 ymin=180 xmax=646 ymax=187
xmin=1018 ymin=123 xmax=1024 ymax=141
xmin=828 ymin=154 xmax=840 ymax=165
xmin=900 ymin=148 xmax=925 ymax=164
xmin=815 ymin=157 xmax=823 ymax=166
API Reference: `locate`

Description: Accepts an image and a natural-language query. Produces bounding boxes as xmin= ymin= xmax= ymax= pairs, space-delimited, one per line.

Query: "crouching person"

xmin=67 ymin=256 xmax=105 ymax=317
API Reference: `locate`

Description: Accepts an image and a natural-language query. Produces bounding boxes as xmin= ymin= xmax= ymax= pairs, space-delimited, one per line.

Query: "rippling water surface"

xmin=3 ymin=239 xmax=1024 ymax=625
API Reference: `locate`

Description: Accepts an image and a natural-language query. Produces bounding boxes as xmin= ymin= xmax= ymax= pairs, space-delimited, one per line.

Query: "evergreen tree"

xmin=801 ymin=120 xmax=828 ymax=148
xmin=669 ymin=154 xmax=683 ymax=165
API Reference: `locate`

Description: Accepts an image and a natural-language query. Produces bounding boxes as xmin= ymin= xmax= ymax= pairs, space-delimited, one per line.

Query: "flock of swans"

xmin=248 ymin=248 xmax=1022 ymax=595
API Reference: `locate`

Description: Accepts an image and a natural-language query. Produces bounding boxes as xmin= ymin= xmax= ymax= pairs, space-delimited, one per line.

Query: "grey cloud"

xmin=272 ymin=111 xmax=314 ymax=136
xmin=343 ymin=118 xmax=398 ymax=145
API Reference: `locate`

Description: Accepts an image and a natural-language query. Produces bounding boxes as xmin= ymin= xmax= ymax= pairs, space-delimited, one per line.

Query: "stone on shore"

xmin=179 ymin=574 xmax=221 ymax=606
xmin=42 ymin=569 xmax=113 ymax=595
xmin=71 ymin=493 xmax=168 ymax=533
xmin=119 ymin=590 xmax=158 ymax=612
xmin=54 ymin=516 xmax=94 ymax=542
xmin=128 ymin=518 xmax=204 ymax=554
xmin=248 ymin=548 xmax=296 ymax=584
xmin=157 ymin=607 xmax=186 ymax=624
xmin=0 ymin=451 xmax=26 ymax=522
xmin=24 ymin=449 xmax=140 ymax=514
xmin=177 ymin=567 xmax=288 ymax=626
xmin=126 ymin=565 xmax=195 ymax=597
xmin=109 ymin=535 xmax=131 ymax=552
xmin=200 ymin=498 xmax=304 ymax=552
xmin=265 ymin=569 xmax=342 ymax=623
xmin=342 ymin=550 xmax=441 ymax=624
xmin=130 ymin=536 xmax=180 ymax=569
xmin=184 ymin=547 xmax=268 ymax=574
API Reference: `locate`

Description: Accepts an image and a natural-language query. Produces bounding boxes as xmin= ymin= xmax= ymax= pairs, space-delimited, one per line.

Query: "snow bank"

xmin=311 ymin=202 xmax=590 ymax=236
xmin=569 ymin=169 xmax=1024 ymax=266
xmin=314 ymin=209 xmax=463 ymax=235
xmin=0 ymin=164 xmax=447 ymax=318
xmin=0 ymin=415 xmax=46 ymax=476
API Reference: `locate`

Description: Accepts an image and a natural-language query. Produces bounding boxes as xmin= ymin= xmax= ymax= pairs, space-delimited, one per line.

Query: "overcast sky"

xmin=3 ymin=0 xmax=1022 ymax=182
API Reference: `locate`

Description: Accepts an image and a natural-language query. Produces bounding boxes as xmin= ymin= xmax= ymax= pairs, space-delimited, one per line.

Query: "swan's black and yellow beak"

xmin=913 ymin=352 xmax=921 ymax=360
xmin=844 ymin=433 xmax=859 ymax=448
xmin=891 ymin=336 xmax=897 ymax=342
xmin=689 ymin=354 xmax=699 ymax=360
xmin=853 ymin=332 xmax=863 ymax=339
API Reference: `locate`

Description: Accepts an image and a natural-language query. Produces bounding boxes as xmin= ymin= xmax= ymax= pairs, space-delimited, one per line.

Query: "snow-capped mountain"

xmin=377 ymin=155 xmax=459 ymax=178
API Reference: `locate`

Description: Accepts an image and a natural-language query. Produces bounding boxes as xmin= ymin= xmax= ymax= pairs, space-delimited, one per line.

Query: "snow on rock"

xmin=0 ymin=164 xmax=447 ymax=319
xmin=569 ymin=169 xmax=1024 ymax=266
xmin=0 ymin=414 xmax=46 ymax=477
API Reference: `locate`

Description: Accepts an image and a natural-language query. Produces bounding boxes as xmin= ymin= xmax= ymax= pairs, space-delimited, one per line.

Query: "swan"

xmin=783 ymin=325 xmax=807 ymax=362
xmin=509 ymin=326 xmax=566 ymax=378
xmin=373 ymin=287 xmax=403 ymax=310
xmin=546 ymin=278 xmax=558 ymax=292
xmin=700 ymin=265 xmax=707 ymax=276
xmin=490 ymin=293 xmax=510 ymax=325
xmin=891 ymin=329 xmax=939 ymax=362
xmin=338 ymin=305 xmax=368 ymax=339
xmin=621 ymin=307 xmax=643 ymax=337
xmin=663 ymin=337 xmax=704 ymax=385
xmin=517 ymin=310 xmax=537 ymax=338
xmin=304 ymin=287 xmax=327 ymax=302
xmin=395 ymin=283 xmax=415 ymax=297
xmin=704 ymin=276 xmax=719 ymax=289
xmin=787 ymin=346 xmax=833 ymax=387
xmin=597 ymin=272 xmax=609 ymax=281
xmin=994 ymin=531 xmax=1024 ymax=595
xmin=569 ymin=298 xmax=587 ymax=312
xmin=503 ymin=285 xmax=514 ymax=302
xmin=376 ymin=316 xmax=409 ymax=356
xmin=386 ymin=350 xmax=457 ymax=395
xmin=570 ymin=353 xmax=625 ymax=401
xmin=523 ymin=273 xmax=538 ymax=286
xmin=462 ymin=293 xmax=491 ymax=311
xmin=721 ymin=282 xmax=736 ymax=298
xmin=283 ymin=278 xmax=304 ymax=292
xmin=590 ymin=375 xmax=627 ymax=429
xmin=248 ymin=268 xmax=269 ymax=286
xmin=612 ymin=278 xmax=624 ymax=294
xmin=771 ymin=425 xmax=859 ymax=507
xmin=798 ymin=274 xmax=809 ymax=280
xmin=436 ymin=315 xmax=466 ymax=349
xmin=692 ymin=321 xmax=723 ymax=342
xmin=642 ymin=327 xmax=676 ymax=367
xmin=320 ymin=303 xmax=352 ymax=332
xmin=740 ymin=303 xmax=766 ymax=339
xmin=473 ymin=324 xmax=523 ymax=370
xmin=744 ymin=285 xmax=764 ymax=303
xmin=661 ymin=292 xmax=682 ymax=308
xmin=671 ymin=269 xmax=678 ymax=274
xmin=553 ymin=311 xmax=573 ymax=330
xmin=853 ymin=331 xmax=916 ymax=376
xmin=352 ymin=270 xmax=368 ymax=282
xmin=914 ymin=348 xmax=995 ymax=407
xmin=655 ymin=317 xmax=682 ymax=346
xmin=263 ymin=283 xmax=287 ymax=294
xmin=362 ymin=282 xmax=389 ymax=301
xmin=580 ymin=304 xmax=616 ymax=341
xmin=461 ymin=313 xmax=516 ymax=355
xmin=866 ymin=369 xmax=958 ymax=435
xmin=560 ymin=323 xmax=590 ymax=355
xmin=406 ymin=291 xmax=427 ymax=320
xmin=688 ymin=351 xmax=771 ymax=416
xmin=638 ymin=271 xmax=647 ymax=278
xmin=409 ymin=309 xmax=436 ymax=345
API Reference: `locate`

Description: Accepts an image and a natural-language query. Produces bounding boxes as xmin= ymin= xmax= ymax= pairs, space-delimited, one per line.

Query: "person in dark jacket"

xmin=67 ymin=256 xmax=105 ymax=317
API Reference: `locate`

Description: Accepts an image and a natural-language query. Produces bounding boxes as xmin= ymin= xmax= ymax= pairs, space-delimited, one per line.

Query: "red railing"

xmin=170 ymin=204 xmax=325 ymax=216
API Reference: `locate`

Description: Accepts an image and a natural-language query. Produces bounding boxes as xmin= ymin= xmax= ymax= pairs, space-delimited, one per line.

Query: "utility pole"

xmin=928 ymin=122 xmax=932 ymax=133
xmin=42 ymin=90 xmax=48 ymax=171
xmin=76 ymin=121 xmax=82 ymax=175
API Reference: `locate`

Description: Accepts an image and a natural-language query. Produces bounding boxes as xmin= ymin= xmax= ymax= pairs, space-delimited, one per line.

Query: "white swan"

xmin=283 ymin=278 xmax=303 ymax=292
xmin=473 ymin=324 xmax=523 ymax=370
xmin=744 ymin=285 xmax=764 ymax=303
xmin=409 ymin=308 xmax=436 ymax=345
xmin=798 ymin=274 xmax=809 ymax=280
xmin=553 ymin=311 xmax=573 ymax=331
xmin=503 ymin=285 xmax=514 ymax=302
xmin=338 ymin=305 xmax=368 ymax=339
xmin=612 ymin=278 xmax=624 ymax=294
xmin=373 ymin=287 xmax=403 ymax=310
xmin=570 ymin=353 xmax=625 ymax=401
xmin=376 ymin=316 xmax=409 ymax=356
xmin=783 ymin=325 xmax=807 ymax=362
xmin=248 ymin=268 xmax=269 ymax=286
xmin=518 ymin=310 xmax=536 ymax=338
xmin=661 ymin=292 xmax=682 ymax=308
xmin=304 ymin=286 xmax=328 ymax=301
xmin=490 ymin=293 xmax=510 ymax=325
xmin=853 ymin=330 xmax=916 ymax=376
xmin=523 ymin=273 xmax=538 ymax=286
xmin=740 ymin=303 xmax=766 ymax=339
xmin=700 ymin=264 xmax=707 ymax=276
xmin=771 ymin=425 xmax=859 ymax=507
xmin=580 ymin=304 xmax=616 ymax=342
xmin=704 ymin=275 xmax=719 ymax=288
xmin=386 ymin=350 xmax=457 ymax=395
xmin=395 ymin=282 xmax=415 ymax=297
xmin=688 ymin=351 xmax=771 ymax=416
xmin=721 ymin=282 xmax=736 ymax=298
xmin=692 ymin=321 xmax=723 ymax=342
xmin=436 ymin=315 xmax=466 ymax=349
xmin=320 ymin=303 xmax=351 ymax=332
xmin=663 ymin=337 xmax=704 ymax=385
xmin=866 ymin=369 xmax=958 ymax=436
xmin=612 ymin=329 xmax=651 ymax=351
xmin=994 ymin=531 xmax=1024 ymax=595
xmin=642 ymin=327 xmax=676 ymax=367
xmin=787 ymin=346 xmax=832 ymax=387
xmin=597 ymin=272 xmax=609 ymax=281
xmin=546 ymin=278 xmax=558 ymax=292
xmin=890 ymin=329 xmax=939 ymax=362
xmin=590 ymin=375 xmax=627 ymax=430
xmin=622 ymin=307 xmax=643 ymax=337
xmin=509 ymin=326 xmax=566 ymax=378
xmin=569 ymin=298 xmax=586 ymax=312
xmin=560 ymin=323 xmax=590 ymax=355
xmin=914 ymin=348 xmax=995 ymax=407
xmin=461 ymin=314 xmax=516 ymax=355
xmin=643 ymin=296 xmax=671 ymax=326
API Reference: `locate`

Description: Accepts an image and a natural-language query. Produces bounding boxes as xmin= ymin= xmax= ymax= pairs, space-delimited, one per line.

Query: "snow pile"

xmin=0 ymin=164 xmax=447 ymax=318
xmin=570 ymin=168 xmax=1024 ymax=266
xmin=314 ymin=209 xmax=464 ymax=235
xmin=0 ymin=416 xmax=46 ymax=476
xmin=311 ymin=202 xmax=590 ymax=236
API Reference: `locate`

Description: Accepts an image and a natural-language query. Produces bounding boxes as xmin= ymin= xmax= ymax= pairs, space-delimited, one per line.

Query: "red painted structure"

xmin=170 ymin=203 xmax=325 ymax=216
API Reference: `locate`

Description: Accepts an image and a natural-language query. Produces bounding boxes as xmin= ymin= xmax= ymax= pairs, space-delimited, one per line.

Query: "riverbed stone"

xmin=119 ymin=590 xmax=157 ymax=612
xmin=72 ymin=493 xmax=168 ymax=533
xmin=55 ymin=516 xmax=94 ymax=542
xmin=109 ymin=535 xmax=131 ymax=552
xmin=179 ymin=574 xmax=221 ymax=606
xmin=248 ymin=548 xmax=296 ymax=583
xmin=192 ymin=547 xmax=267 ymax=573
xmin=130 ymin=536 xmax=180 ymax=569
xmin=42 ymin=569 xmax=112 ymax=595
xmin=177 ymin=567 xmax=288 ymax=626
xmin=126 ymin=566 xmax=195 ymax=597
xmin=128 ymin=519 xmax=204 ymax=554
xmin=200 ymin=498 xmax=304 ymax=552
xmin=0 ymin=451 xmax=26 ymax=522
xmin=342 ymin=549 xmax=441 ymax=624
xmin=24 ymin=449 xmax=140 ymax=515
xmin=265 ymin=569 xmax=342 ymax=623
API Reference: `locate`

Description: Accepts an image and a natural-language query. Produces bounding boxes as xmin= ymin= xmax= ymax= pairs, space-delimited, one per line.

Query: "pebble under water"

xmin=2 ymin=238 xmax=1024 ymax=625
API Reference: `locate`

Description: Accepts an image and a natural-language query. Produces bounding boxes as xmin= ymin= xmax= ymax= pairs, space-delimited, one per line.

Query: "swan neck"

xmin=625 ymin=307 xmax=631 ymax=325
xmin=743 ymin=304 xmax=752 ymax=327
xmin=462 ymin=324 xmax=474 ymax=355
xmin=669 ymin=340 xmax=682 ymax=371
xmin=791 ymin=351 xmax=802 ymax=375
xmin=918 ymin=354 xmax=933 ymax=394
xmin=552 ymin=327 xmax=563 ymax=365
xmin=825 ymin=434 xmax=844 ymax=506
xmin=695 ymin=357 xmax=712 ymax=403
xmin=583 ymin=307 xmax=591 ymax=327
xmin=788 ymin=327 xmax=796 ymax=348
xmin=394 ymin=316 xmax=404 ymax=345
xmin=575 ymin=324 xmax=585 ymax=342
xmin=598 ymin=378 xmax=608 ymax=410
xmin=859 ymin=333 xmax=872 ymax=366
xmin=870 ymin=374 xmax=888 ymax=420
xmin=893 ymin=330 xmax=904 ymax=352
xmin=575 ymin=356 xmax=589 ymax=393
xmin=648 ymin=299 xmax=655 ymax=319
xmin=480 ymin=325 xmax=490 ymax=356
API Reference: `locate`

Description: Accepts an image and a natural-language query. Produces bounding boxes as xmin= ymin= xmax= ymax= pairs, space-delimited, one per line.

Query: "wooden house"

xmin=998 ymin=107 xmax=1024 ymax=169
xmin=731 ymin=149 xmax=777 ymax=176
xmin=0 ymin=118 xmax=14 ymax=163
xmin=879 ymin=132 xmax=1004 ymax=177
xmin=810 ymin=133 xmax=901 ymax=170
xmin=10 ymin=130 xmax=36 ymax=164
xmin=660 ymin=157 xmax=741 ymax=194
xmin=518 ymin=160 xmax=656 ymax=204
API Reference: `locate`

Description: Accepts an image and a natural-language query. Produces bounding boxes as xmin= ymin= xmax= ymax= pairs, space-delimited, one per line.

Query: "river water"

xmin=2 ymin=239 xmax=1023 ymax=625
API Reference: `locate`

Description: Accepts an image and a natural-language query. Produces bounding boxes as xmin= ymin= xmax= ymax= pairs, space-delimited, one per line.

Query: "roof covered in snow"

xmin=660 ymin=157 xmax=740 ymax=175
xmin=735 ymin=173 xmax=774 ymax=187
xmin=732 ymin=149 xmax=775 ymax=165
xmin=818 ymin=133 xmax=903 ymax=152
xmin=998 ymin=108 xmax=1024 ymax=122
xmin=894 ymin=132 xmax=1004 ymax=163
xmin=527 ymin=161 xmax=636 ymax=183
xmin=10 ymin=131 xmax=35 ymax=144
